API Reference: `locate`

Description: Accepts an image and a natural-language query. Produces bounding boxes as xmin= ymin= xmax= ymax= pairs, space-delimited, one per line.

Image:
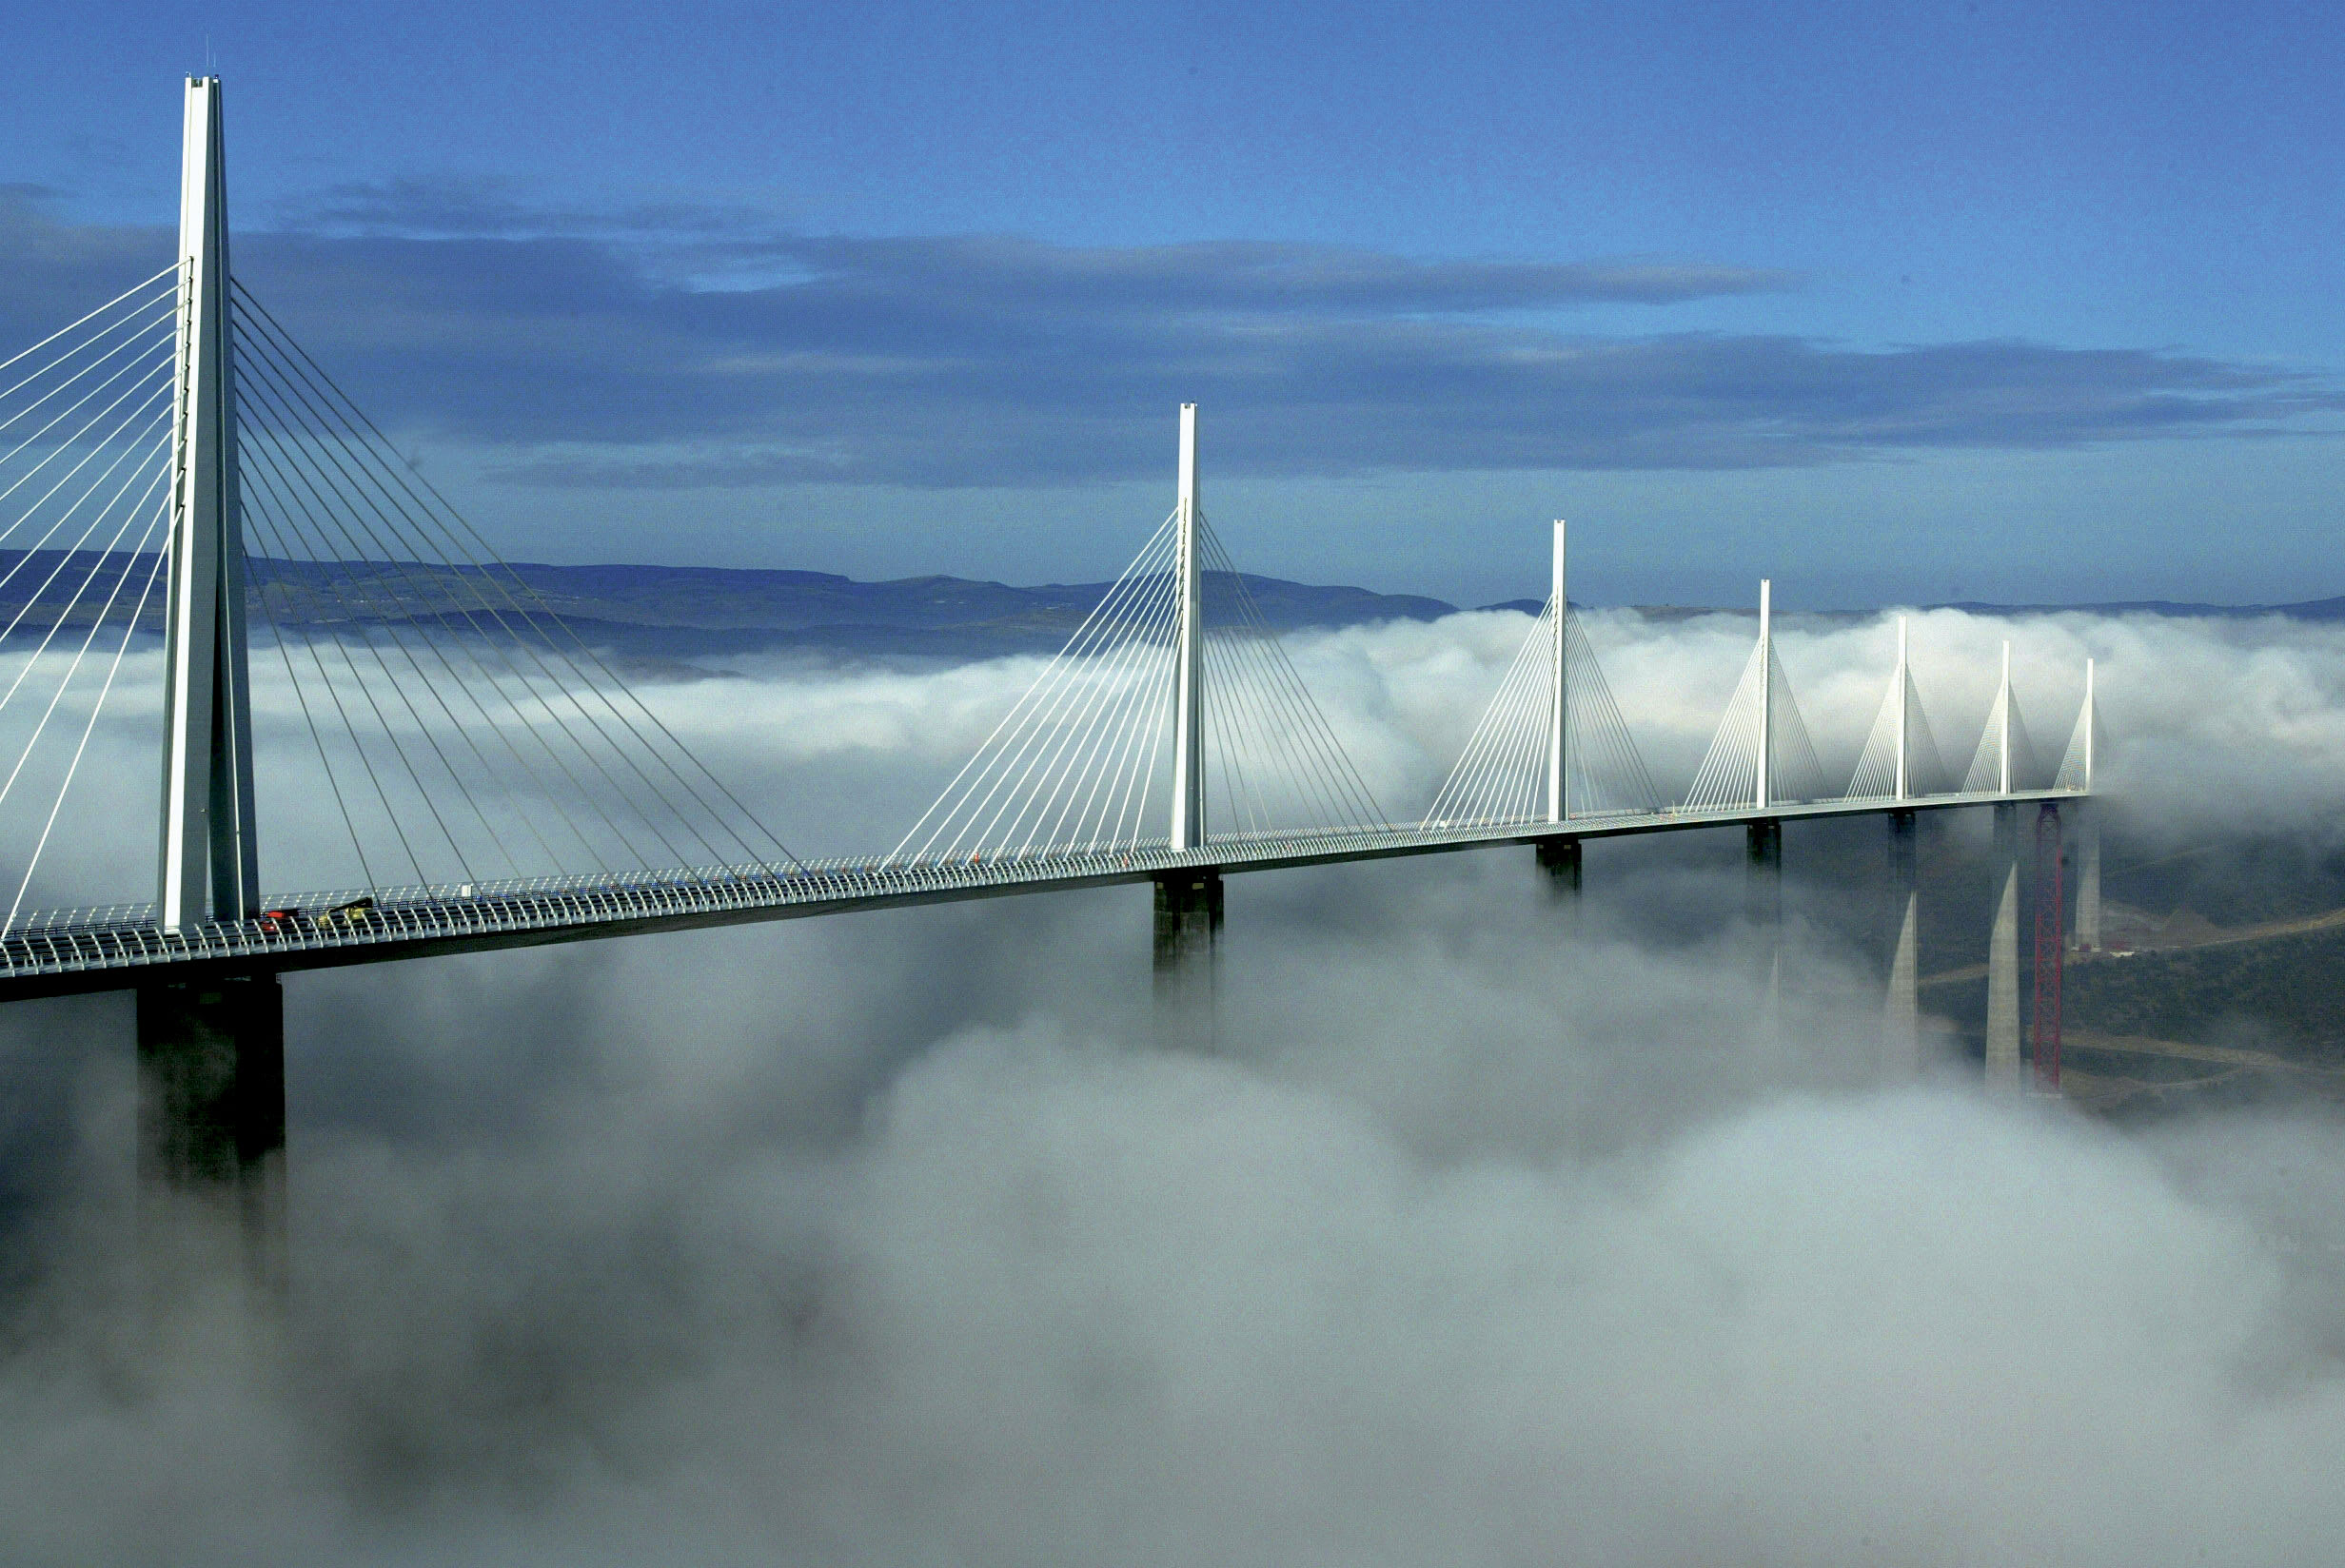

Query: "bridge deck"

xmin=0 ymin=790 xmax=2083 ymax=999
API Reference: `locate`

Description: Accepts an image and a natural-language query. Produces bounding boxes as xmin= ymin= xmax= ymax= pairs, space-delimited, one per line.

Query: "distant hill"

xmin=2 ymin=551 xmax=2338 ymax=658
xmin=0 ymin=554 xmax=1456 ymax=659
xmin=477 ymin=562 xmax=1459 ymax=657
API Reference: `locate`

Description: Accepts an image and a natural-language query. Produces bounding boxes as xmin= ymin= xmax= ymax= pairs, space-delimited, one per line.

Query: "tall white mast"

xmin=1997 ymin=639 xmax=2013 ymax=795
xmin=159 ymin=76 xmax=258 ymax=930
xmin=1545 ymin=519 xmax=1567 ymax=824
xmin=1885 ymin=609 xmax=1903 ymax=801
xmin=1755 ymin=579 xmax=1772 ymax=811
xmin=1169 ymin=403 xmax=1205 ymax=852
xmin=2081 ymin=657 xmax=2095 ymax=792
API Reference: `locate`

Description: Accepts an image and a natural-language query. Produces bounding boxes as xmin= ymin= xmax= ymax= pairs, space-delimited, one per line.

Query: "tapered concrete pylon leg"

xmin=1152 ymin=871 xmax=1222 ymax=1051
xmin=137 ymin=972 xmax=286 ymax=1299
xmin=1985 ymin=804 xmax=2022 ymax=1093
xmin=1883 ymin=811 xmax=1920 ymax=1079
xmin=2075 ymin=806 xmax=2101 ymax=951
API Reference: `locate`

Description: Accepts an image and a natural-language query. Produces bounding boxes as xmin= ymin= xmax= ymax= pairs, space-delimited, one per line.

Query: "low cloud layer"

xmin=5 ymin=605 xmax=2345 ymax=1563
xmin=0 ymin=600 xmax=2333 ymax=910
xmin=4 ymin=186 xmax=2335 ymax=489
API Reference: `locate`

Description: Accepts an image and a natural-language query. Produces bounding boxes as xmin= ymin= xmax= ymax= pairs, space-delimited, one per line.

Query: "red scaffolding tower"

xmin=2032 ymin=803 xmax=2064 ymax=1092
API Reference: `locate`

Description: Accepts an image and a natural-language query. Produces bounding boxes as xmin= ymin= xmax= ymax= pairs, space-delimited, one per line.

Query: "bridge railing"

xmin=0 ymin=785 xmax=2087 ymax=988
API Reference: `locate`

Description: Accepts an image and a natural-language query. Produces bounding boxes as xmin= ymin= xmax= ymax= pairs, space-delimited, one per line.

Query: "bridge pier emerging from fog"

xmin=136 ymin=977 xmax=286 ymax=1291
xmin=1153 ymin=870 xmax=1222 ymax=1050
xmin=1884 ymin=811 xmax=1921 ymax=1076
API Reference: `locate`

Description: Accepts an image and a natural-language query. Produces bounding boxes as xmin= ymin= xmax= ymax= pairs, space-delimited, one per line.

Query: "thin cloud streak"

xmin=0 ymin=186 xmax=2335 ymax=491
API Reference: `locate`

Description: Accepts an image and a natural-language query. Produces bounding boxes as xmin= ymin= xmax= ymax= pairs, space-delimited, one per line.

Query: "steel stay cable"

xmin=1029 ymin=622 xmax=1172 ymax=853
xmin=230 ymin=370 xmax=582 ymax=874
xmin=230 ymin=402 xmax=643 ymax=879
xmin=0 ymin=471 xmax=179 ymax=825
xmin=1470 ymin=619 xmax=1552 ymax=821
xmin=1908 ymin=677 xmax=1947 ymax=793
xmin=1692 ymin=675 xmax=1759 ymax=811
xmin=238 ymin=497 xmax=433 ymax=888
xmin=1687 ymin=639 xmax=1764 ymax=810
xmin=1054 ymin=560 xmax=1185 ymax=848
xmin=0 ymin=292 xmax=176 ymax=436
xmin=1849 ymin=675 xmax=1901 ymax=797
xmin=1201 ymin=522 xmax=1386 ymax=825
xmin=889 ymin=509 xmax=1174 ymax=860
xmin=1214 ymin=611 xmax=1334 ymax=831
xmin=1200 ymin=533 xmax=1352 ymax=824
xmin=1430 ymin=627 xmax=1534 ymax=820
xmin=1111 ymin=615 xmax=1182 ymax=846
xmin=1428 ymin=601 xmax=1548 ymax=823
xmin=238 ymin=432 xmax=514 ymax=880
xmin=0 ymin=306 xmax=178 ymax=477
xmin=1566 ymin=610 xmax=1659 ymax=813
xmin=241 ymin=458 xmax=494 ymax=885
xmin=1021 ymin=562 xmax=1183 ymax=853
xmin=1202 ymin=609 xmax=1304 ymax=833
xmin=0 ymin=426 xmax=176 ymax=718
xmin=1961 ymin=689 xmax=2004 ymax=792
xmin=232 ymin=284 xmax=797 ymax=871
xmin=1054 ymin=597 xmax=1177 ymax=849
xmin=0 ymin=265 xmax=178 ymax=385
xmin=919 ymin=542 xmax=1170 ymax=858
xmin=239 ymin=458 xmax=481 ymax=882
xmin=242 ymin=520 xmax=380 ymax=890
xmin=902 ymin=516 xmax=1176 ymax=861
xmin=2006 ymin=694 xmax=2040 ymax=786
xmin=994 ymin=547 xmax=1183 ymax=854
xmin=1200 ymin=567 xmax=1318 ymax=830
xmin=1688 ymin=684 xmax=1749 ymax=810
xmin=0 ymin=410 xmax=176 ymax=663
xmin=1201 ymin=639 xmax=1269 ymax=833
xmin=229 ymin=310 xmax=729 ymax=871
xmin=0 ymin=365 xmax=179 ymax=571
xmin=1487 ymin=620 xmax=1547 ymax=821
xmin=1765 ymin=646 xmax=1827 ymax=802
xmin=1214 ymin=570 xmax=1381 ymax=829
xmin=1214 ymin=644 xmax=1272 ymax=834
xmin=1 ymin=512 xmax=174 ymax=937
xmin=963 ymin=532 xmax=1180 ymax=856
xmin=1090 ymin=629 xmax=1174 ymax=849
xmin=250 ymin=537 xmax=575 ymax=876
xmin=230 ymin=318 xmax=703 ymax=872
xmin=232 ymin=352 xmax=701 ymax=878
xmin=1474 ymin=609 xmax=1553 ymax=818
xmin=239 ymin=428 xmax=513 ymax=873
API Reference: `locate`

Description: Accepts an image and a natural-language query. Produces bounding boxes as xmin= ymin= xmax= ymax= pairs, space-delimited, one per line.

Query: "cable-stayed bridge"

xmin=5 ymin=83 xmax=2095 ymax=1268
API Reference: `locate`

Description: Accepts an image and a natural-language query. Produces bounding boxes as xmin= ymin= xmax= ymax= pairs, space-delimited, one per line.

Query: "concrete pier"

xmin=1745 ymin=818 xmax=1782 ymax=928
xmin=1883 ymin=810 xmax=1920 ymax=1079
xmin=1985 ymin=804 xmax=2022 ymax=1093
xmin=1746 ymin=819 xmax=1783 ymax=1066
xmin=136 ymin=972 xmax=286 ymax=1294
xmin=1152 ymin=870 xmax=1222 ymax=1051
xmin=1535 ymin=837 xmax=1582 ymax=913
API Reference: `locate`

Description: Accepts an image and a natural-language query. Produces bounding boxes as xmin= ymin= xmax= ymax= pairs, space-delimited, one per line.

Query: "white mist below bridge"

xmin=0 ymin=80 xmax=2097 ymax=1279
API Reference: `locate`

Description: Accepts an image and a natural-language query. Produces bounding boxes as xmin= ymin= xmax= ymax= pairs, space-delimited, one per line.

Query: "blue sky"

xmin=5 ymin=1 xmax=2341 ymax=606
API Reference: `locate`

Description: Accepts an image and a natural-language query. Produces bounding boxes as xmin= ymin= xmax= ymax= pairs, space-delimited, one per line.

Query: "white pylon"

xmin=1755 ymin=579 xmax=1773 ymax=812
xmin=159 ymin=76 xmax=258 ymax=931
xmin=1997 ymin=639 xmax=2013 ymax=795
xmin=1169 ymin=403 xmax=1205 ymax=853
xmin=1546 ymin=519 xmax=1567 ymax=825
xmin=1893 ymin=616 xmax=1910 ymax=803
xmin=2081 ymin=656 xmax=2095 ymax=793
